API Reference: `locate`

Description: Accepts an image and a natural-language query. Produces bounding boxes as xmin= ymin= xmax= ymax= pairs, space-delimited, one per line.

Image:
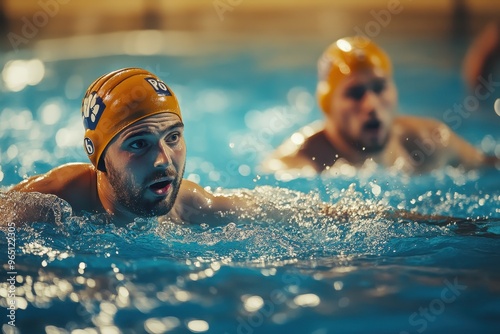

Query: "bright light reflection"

xmin=99 ymin=326 xmax=120 ymax=334
xmin=333 ymin=281 xmax=344 ymax=291
xmin=295 ymin=90 xmax=314 ymax=113
xmin=208 ymin=171 xmax=220 ymax=181
xmin=56 ymin=127 xmax=82 ymax=147
xmin=293 ymin=293 xmax=320 ymax=307
xmin=174 ymin=290 xmax=191 ymax=302
xmin=118 ymin=286 xmax=129 ymax=298
xmin=238 ymin=164 xmax=251 ymax=176
xmin=123 ymin=30 xmax=163 ymax=55
xmin=196 ymin=89 xmax=229 ymax=114
xmin=339 ymin=164 xmax=356 ymax=177
xmin=481 ymin=135 xmax=496 ymax=152
xmin=9 ymin=110 xmax=33 ymax=130
xmin=187 ymin=173 xmax=201 ymax=183
xmin=336 ymin=39 xmax=352 ymax=52
xmin=187 ymin=320 xmax=209 ymax=333
xmin=162 ymin=317 xmax=180 ymax=331
xmin=370 ymin=183 xmax=381 ymax=197
xmin=100 ymin=302 xmax=117 ymax=315
xmin=267 ymin=159 xmax=285 ymax=171
xmin=21 ymin=149 xmax=48 ymax=168
xmin=86 ymin=278 xmax=96 ymax=288
xmin=40 ymin=102 xmax=62 ymax=125
xmin=2 ymin=59 xmax=45 ymax=92
xmin=291 ymin=132 xmax=305 ymax=145
xmin=144 ymin=318 xmax=167 ymax=334
xmin=243 ymin=295 xmax=264 ymax=312
xmin=72 ymin=329 xmax=99 ymax=334
xmin=287 ymin=87 xmax=313 ymax=114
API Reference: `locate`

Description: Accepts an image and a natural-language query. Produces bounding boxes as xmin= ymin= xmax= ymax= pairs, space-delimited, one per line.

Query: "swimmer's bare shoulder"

xmin=169 ymin=179 xmax=246 ymax=225
xmin=393 ymin=115 xmax=451 ymax=147
xmin=260 ymin=121 xmax=326 ymax=174
xmin=8 ymin=162 xmax=100 ymax=213
xmin=393 ymin=115 xmax=494 ymax=169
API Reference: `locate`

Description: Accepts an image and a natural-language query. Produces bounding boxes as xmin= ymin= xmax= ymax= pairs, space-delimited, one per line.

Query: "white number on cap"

xmin=145 ymin=78 xmax=171 ymax=95
xmin=84 ymin=138 xmax=94 ymax=155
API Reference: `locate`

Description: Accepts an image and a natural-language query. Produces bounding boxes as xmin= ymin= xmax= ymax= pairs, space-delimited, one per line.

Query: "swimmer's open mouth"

xmin=148 ymin=178 xmax=173 ymax=195
xmin=364 ymin=119 xmax=381 ymax=131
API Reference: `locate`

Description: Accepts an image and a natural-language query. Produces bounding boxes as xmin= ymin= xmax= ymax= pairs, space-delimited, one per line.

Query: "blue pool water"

xmin=1 ymin=35 xmax=500 ymax=334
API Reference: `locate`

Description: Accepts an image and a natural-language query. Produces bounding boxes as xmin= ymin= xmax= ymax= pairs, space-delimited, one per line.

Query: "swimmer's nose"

xmin=153 ymin=141 xmax=172 ymax=168
xmin=361 ymin=90 xmax=380 ymax=115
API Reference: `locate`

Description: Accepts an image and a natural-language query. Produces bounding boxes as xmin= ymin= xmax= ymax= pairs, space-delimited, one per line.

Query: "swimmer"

xmin=261 ymin=36 xmax=499 ymax=178
xmin=462 ymin=22 xmax=500 ymax=95
xmin=0 ymin=68 xmax=474 ymax=227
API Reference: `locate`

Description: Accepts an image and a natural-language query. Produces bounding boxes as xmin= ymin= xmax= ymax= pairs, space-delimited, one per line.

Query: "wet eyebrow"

xmin=122 ymin=122 xmax=184 ymax=141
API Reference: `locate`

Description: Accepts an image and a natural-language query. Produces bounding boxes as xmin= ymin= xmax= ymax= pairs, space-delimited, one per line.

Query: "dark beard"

xmin=339 ymin=126 xmax=388 ymax=154
xmin=106 ymin=162 xmax=185 ymax=218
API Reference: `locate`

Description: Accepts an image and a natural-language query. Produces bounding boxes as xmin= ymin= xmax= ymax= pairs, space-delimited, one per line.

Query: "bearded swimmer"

xmin=0 ymin=67 xmax=475 ymax=227
xmin=261 ymin=36 xmax=499 ymax=178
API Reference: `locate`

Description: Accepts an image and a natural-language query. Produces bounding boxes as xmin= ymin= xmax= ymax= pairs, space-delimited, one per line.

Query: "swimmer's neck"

xmin=323 ymin=120 xmax=380 ymax=165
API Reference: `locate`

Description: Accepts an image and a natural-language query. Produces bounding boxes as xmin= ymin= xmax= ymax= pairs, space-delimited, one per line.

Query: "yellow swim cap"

xmin=317 ymin=36 xmax=392 ymax=114
xmin=81 ymin=67 xmax=182 ymax=170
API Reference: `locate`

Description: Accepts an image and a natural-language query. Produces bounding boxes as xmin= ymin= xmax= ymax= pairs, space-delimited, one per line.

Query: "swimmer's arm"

xmin=176 ymin=180 xmax=263 ymax=225
xmin=211 ymin=196 xmax=468 ymax=225
xmin=178 ymin=180 xmax=321 ymax=225
xmin=179 ymin=180 xmax=470 ymax=226
xmin=2 ymin=168 xmax=72 ymax=226
xmin=0 ymin=191 xmax=71 ymax=227
xmin=433 ymin=121 xmax=499 ymax=169
xmin=8 ymin=163 xmax=97 ymax=213
xmin=449 ymin=132 xmax=499 ymax=168
xmin=384 ymin=209 xmax=474 ymax=225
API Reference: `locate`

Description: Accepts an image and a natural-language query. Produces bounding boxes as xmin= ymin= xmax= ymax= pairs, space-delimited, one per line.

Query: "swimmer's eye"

xmin=371 ymin=80 xmax=386 ymax=94
xmin=166 ymin=132 xmax=181 ymax=144
xmin=346 ymin=86 xmax=366 ymax=101
xmin=129 ymin=139 xmax=149 ymax=150
xmin=346 ymin=81 xmax=387 ymax=100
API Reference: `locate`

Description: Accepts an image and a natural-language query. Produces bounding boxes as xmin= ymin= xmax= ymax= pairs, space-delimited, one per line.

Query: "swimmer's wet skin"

xmin=0 ymin=67 xmax=488 ymax=227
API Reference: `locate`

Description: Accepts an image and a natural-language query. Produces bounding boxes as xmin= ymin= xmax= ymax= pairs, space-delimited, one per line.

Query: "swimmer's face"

xmin=329 ymin=69 xmax=397 ymax=153
xmin=103 ymin=113 xmax=186 ymax=217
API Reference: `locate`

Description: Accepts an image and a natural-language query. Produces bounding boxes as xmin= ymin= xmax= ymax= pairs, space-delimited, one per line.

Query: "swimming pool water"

xmin=0 ymin=35 xmax=500 ymax=334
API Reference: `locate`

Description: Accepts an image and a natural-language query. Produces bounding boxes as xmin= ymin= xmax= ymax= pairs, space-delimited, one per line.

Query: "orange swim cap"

xmin=81 ymin=67 xmax=182 ymax=170
xmin=317 ymin=36 xmax=392 ymax=114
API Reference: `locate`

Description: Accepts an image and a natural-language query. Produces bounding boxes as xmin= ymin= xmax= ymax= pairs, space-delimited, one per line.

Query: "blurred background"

xmin=0 ymin=0 xmax=498 ymax=36
xmin=0 ymin=0 xmax=499 ymax=52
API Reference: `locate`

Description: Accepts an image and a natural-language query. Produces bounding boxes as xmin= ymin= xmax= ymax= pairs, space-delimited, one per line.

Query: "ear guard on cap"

xmin=316 ymin=36 xmax=392 ymax=114
xmin=81 ymin=67 xmax=182 ymax=171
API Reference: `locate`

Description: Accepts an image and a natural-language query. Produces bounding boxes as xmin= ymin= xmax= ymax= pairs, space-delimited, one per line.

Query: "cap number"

xmin=84 ymin=138 xmax=95 ymax=155
xmin=145 ymin=78 xmax=172 ymax=96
